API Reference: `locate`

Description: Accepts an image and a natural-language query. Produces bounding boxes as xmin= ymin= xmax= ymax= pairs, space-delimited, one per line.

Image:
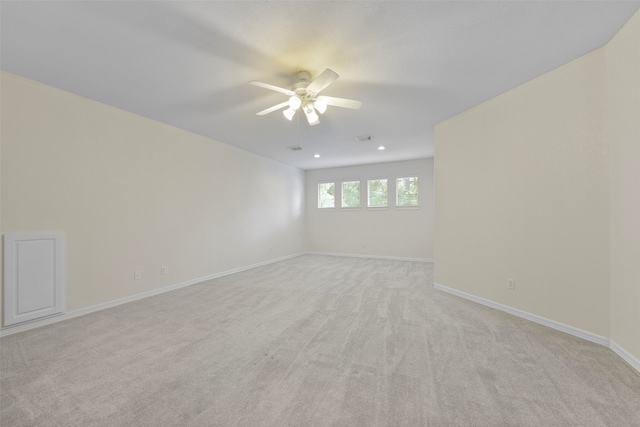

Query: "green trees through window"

xmin=396 ymin=177 xmax=418 ymax=206
xmin=341 ymin=181 xmax=360 ymax=208
xmin=367 ymin=179 xmax=388 ymax=207
xmin=317 ymin=176 xmax=419 ymax=209
xmin=317 ymin=182 xmax=335 ymax=208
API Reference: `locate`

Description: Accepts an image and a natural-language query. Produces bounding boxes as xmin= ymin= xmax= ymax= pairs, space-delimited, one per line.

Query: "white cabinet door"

xmin=3 ymin=232 xmax=66 ymax=326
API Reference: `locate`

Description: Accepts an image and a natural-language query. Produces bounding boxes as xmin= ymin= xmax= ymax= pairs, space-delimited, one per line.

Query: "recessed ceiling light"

xmin=314 ymin=154 xmax=321 ymax=158
xmin=377 ymin=145 xmax=386 ymax=150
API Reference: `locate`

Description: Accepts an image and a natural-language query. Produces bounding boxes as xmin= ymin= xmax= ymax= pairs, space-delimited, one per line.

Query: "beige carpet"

xmin=1 ymin=255 xmax=639 ymax=426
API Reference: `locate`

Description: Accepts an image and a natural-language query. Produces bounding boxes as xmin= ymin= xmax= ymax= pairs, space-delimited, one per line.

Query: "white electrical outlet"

xmin=508 ymin=279 xmax=515 ymax=290
xmin=161 ymin=266 xmax=166 ymax=275
xmin=134 ymin=271 xmax=142 ymax=280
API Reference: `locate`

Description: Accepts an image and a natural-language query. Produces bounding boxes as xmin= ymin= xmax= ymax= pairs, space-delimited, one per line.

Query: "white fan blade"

xmin=306 ymin=68 xmax=339 ymax=94
xmin=316 ymin=95 xmax=362 ymax=110
xmin=256 ymin=101 xmax=290 ymax=116
xmin=249 ymin=81 xmax=294 ymax=96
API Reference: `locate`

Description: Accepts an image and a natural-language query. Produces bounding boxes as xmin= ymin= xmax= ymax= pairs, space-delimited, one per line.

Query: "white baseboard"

xmin=610 ymin=340 xmax=640 ymax=373
xmin=434 ymin=282 xmax=640 ymax=374
xmin=305 ymin=251 xmax=433 ymax=263
xmin=0 ymin=253 xmax=304 ymax=337
xmin=433 ymin=283 xmax=608 ymax=345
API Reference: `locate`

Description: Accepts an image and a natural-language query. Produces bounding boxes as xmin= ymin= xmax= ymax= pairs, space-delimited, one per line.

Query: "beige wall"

xmin=435 ymin=48 xmax=610 ymax=336
xmin=607 ymin=12 xmax=640 ymax=360
xmin=1 ymin=71 xmax=306 ymax=325
xmin=306 ymin=159 xmax=433 ymax=260
xmin=435 ymin=11 xmax=640 ymax=362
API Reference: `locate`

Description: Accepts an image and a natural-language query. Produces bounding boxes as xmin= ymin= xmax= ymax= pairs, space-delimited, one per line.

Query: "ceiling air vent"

xmin=354 ymin=135 xmax=373 ymax=142
xmin=287 ymin=146 xmax=303 ymax=151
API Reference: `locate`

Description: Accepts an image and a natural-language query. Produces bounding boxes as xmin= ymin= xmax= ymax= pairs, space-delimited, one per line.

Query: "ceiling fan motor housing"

xmin=293 ymin=83 xmax=313 ymax=105
xmin=293 ymin=71 xmax=319 ymax=105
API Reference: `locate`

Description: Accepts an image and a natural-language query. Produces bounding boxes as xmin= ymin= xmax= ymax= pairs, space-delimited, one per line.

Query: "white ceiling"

xmin=2 ymin=1 xmax=639 ymax=170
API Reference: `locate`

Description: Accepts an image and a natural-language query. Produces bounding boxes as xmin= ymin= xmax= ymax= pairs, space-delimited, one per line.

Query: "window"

xmin=367 ymin=179 xmax=388 ymax=207
xmin=341 ymin=181 xmax=360 ymax=208
xmin=396 ymin=177 xmax=418 ymax=206
xmin=317 ymin=182 xmax=335 ymax=208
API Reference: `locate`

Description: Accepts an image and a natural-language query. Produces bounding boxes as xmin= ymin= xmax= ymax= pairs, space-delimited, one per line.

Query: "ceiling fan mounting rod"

xmin=297 ymin=71 xmax=311 ymax=81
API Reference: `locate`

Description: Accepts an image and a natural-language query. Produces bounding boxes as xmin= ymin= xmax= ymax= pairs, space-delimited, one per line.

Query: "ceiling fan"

xmin=250 ymin=69 xmax=362 ymax=126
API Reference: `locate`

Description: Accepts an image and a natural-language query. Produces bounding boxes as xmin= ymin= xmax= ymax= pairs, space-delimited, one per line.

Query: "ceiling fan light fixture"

xmin=304 ymin=104 xmax=319 ymax=126
xmin=289 ymin=96 xmax=301 ymax=110
xmin=314 ymin=98 xmax=327 ymax=114
xmin=283 ymin=107 xmax=296 ymax=121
